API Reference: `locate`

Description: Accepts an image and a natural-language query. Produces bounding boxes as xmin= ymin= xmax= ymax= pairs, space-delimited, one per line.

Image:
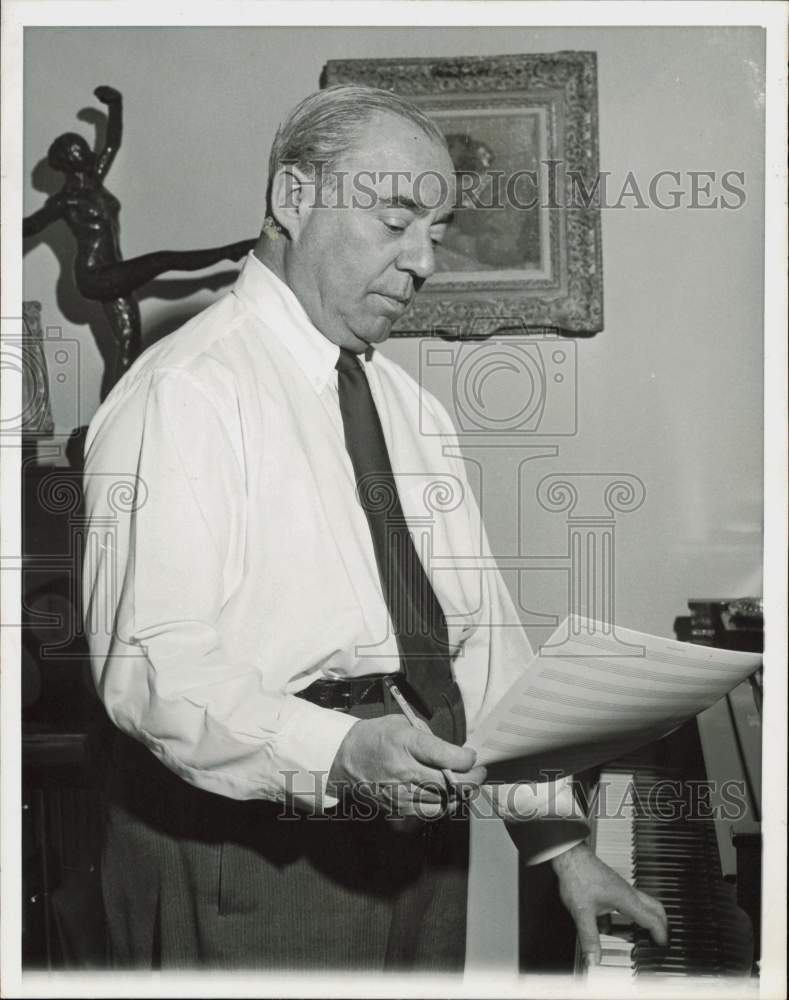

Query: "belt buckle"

xmin=315 ymin=683 xmax=335 ymax=709
xmin=319 ymin=682 xmax=352 ymax=711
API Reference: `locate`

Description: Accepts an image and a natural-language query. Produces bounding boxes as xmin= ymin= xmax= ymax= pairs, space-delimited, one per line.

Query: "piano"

xmin=519 ymin=599 xmax=763 ymax=983
xmin=584 ymin=599 xmax=762 ymax=983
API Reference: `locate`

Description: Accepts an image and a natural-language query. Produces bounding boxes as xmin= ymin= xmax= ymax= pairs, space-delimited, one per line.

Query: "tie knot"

xmin=336 ymin=348 xmax=362 ymax=374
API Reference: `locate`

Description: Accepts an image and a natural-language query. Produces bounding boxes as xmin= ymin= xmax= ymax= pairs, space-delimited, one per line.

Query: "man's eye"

xmin=383 ymin=220 xmax=407 ymax=233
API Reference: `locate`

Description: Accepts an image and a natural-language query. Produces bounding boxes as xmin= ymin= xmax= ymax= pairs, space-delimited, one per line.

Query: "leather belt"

xmin=295 ymin=673 xmax=402 ymax=712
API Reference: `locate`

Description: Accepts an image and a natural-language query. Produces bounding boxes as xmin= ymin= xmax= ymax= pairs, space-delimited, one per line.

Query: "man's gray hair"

xmin=266 ymin=84 xmax=448 ymax=214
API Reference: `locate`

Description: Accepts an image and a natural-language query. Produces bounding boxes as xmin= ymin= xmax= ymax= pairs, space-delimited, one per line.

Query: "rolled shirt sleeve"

xmin=83 ymin=366 xmax=356 ymax=811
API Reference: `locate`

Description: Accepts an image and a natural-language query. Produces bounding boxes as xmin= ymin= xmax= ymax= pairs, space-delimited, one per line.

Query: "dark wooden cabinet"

xmin=22 ymin=454 xmax=110 ymax=968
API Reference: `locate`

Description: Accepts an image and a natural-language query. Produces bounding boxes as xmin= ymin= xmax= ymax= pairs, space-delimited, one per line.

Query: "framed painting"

xmin=322 ymin=52 xmax=603 ymax=338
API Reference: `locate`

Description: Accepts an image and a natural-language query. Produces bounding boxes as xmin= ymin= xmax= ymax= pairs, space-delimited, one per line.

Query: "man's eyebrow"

xmin=377 ymin=195 xmax=455 ymax=225
xmin=377 ymin=194 xmax=426 ymax=214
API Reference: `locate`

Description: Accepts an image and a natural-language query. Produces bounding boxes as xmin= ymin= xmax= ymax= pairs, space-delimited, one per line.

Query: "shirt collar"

xmin=232 ymin=251 xmax=374 ymax=393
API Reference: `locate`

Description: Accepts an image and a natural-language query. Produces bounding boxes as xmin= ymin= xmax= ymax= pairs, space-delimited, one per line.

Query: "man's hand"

xmin=328 ymin=715 xmax=486 ymax=818
xmin=552 ymin=842 xmax=668 ymax=966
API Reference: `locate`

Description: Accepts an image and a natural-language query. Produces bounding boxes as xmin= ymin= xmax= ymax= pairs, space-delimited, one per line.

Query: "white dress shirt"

xmin=83 ymin=252 xmax=588 ymax=864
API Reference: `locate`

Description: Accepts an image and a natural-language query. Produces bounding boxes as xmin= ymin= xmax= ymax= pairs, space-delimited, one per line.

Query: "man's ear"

xmin=269 ymin=164 xmax=315 ymax=239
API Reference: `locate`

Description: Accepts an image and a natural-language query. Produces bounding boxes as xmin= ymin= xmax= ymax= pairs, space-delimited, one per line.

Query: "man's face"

xmin=284 ymin=113 xmax=456 ymax=352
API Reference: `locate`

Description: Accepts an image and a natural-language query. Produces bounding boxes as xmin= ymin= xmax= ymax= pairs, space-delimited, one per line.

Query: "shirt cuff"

xmin=485 ymin=778 xmax=591 ymax=866
xmin=275 ymin=697 xmax=359 ymax=812
xmin=503 ymin=821 xmax=589 ymax=866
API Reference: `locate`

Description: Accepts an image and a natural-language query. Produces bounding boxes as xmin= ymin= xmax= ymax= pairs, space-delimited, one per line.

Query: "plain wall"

xmin=23 ymin=25 xmax=765 ymax=971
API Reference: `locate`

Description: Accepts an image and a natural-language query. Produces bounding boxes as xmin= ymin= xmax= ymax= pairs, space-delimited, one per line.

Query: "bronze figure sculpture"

xmin=23 ymin=86 xmax=255 ymax=382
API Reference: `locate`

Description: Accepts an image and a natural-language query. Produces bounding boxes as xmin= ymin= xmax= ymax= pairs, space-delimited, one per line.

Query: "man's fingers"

xmin=573 ymin=906 xmax=602 ymax=967
xmin=409 ymin=731 xmax=477 ymax=772
xmin=387 ymin=779 xmax=453 ymax=817
xmin=452 ymin=765 xmax=487 ymax=790
xmin=612 ymin=884 xmax=669 ymax=946
xmin=635 ymin=890 xmax=669 ymax=946
xmin=409 ymin=799 xmax=446 ymax=819
xmin=410 ymin=771 xmax=451 ymax=802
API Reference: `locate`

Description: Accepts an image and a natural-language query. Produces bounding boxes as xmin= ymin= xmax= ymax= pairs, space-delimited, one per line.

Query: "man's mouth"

xmin=373 ymin=291 xmax=411 ymax=310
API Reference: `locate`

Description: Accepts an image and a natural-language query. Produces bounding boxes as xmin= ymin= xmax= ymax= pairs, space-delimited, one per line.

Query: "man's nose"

xmin=395 ymin=229 xmax=436 ymax=280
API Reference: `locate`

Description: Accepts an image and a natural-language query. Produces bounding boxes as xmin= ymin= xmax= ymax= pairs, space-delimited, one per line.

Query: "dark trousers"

xmin=101 ymin=692 xmax=469 ymax=970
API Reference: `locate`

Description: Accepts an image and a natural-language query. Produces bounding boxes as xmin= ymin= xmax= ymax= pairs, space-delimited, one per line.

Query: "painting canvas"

xmin=323 ymin=53 xmax=603 ymax=337
xmin=433 ymin=109 xmax=544 ymax=277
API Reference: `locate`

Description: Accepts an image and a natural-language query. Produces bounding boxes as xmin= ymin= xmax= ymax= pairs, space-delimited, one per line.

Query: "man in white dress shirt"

xmin=83 ymin=84 xmax=667 ymax=970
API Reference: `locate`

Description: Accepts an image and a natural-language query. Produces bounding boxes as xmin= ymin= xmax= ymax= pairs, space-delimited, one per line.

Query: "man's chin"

xmin=349 ymin=321 xmax=394 ymax=351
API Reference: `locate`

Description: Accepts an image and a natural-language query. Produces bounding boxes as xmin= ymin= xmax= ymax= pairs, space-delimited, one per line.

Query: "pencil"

xmin=384 ymin=677 xmax=457 ymax=796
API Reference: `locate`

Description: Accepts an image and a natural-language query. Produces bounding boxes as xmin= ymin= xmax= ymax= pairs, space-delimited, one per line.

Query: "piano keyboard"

xmin=585 ymin=765 xmax=754 ymax=983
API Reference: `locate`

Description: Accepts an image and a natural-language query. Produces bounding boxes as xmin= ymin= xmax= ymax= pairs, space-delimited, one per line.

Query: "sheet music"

xmin=467 ymin=616 xmax=762 ymax=782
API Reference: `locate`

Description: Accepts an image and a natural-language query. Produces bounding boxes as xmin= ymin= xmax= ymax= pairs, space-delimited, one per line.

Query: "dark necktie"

xmin=335 ymin=348 xmax=453 ymax=721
